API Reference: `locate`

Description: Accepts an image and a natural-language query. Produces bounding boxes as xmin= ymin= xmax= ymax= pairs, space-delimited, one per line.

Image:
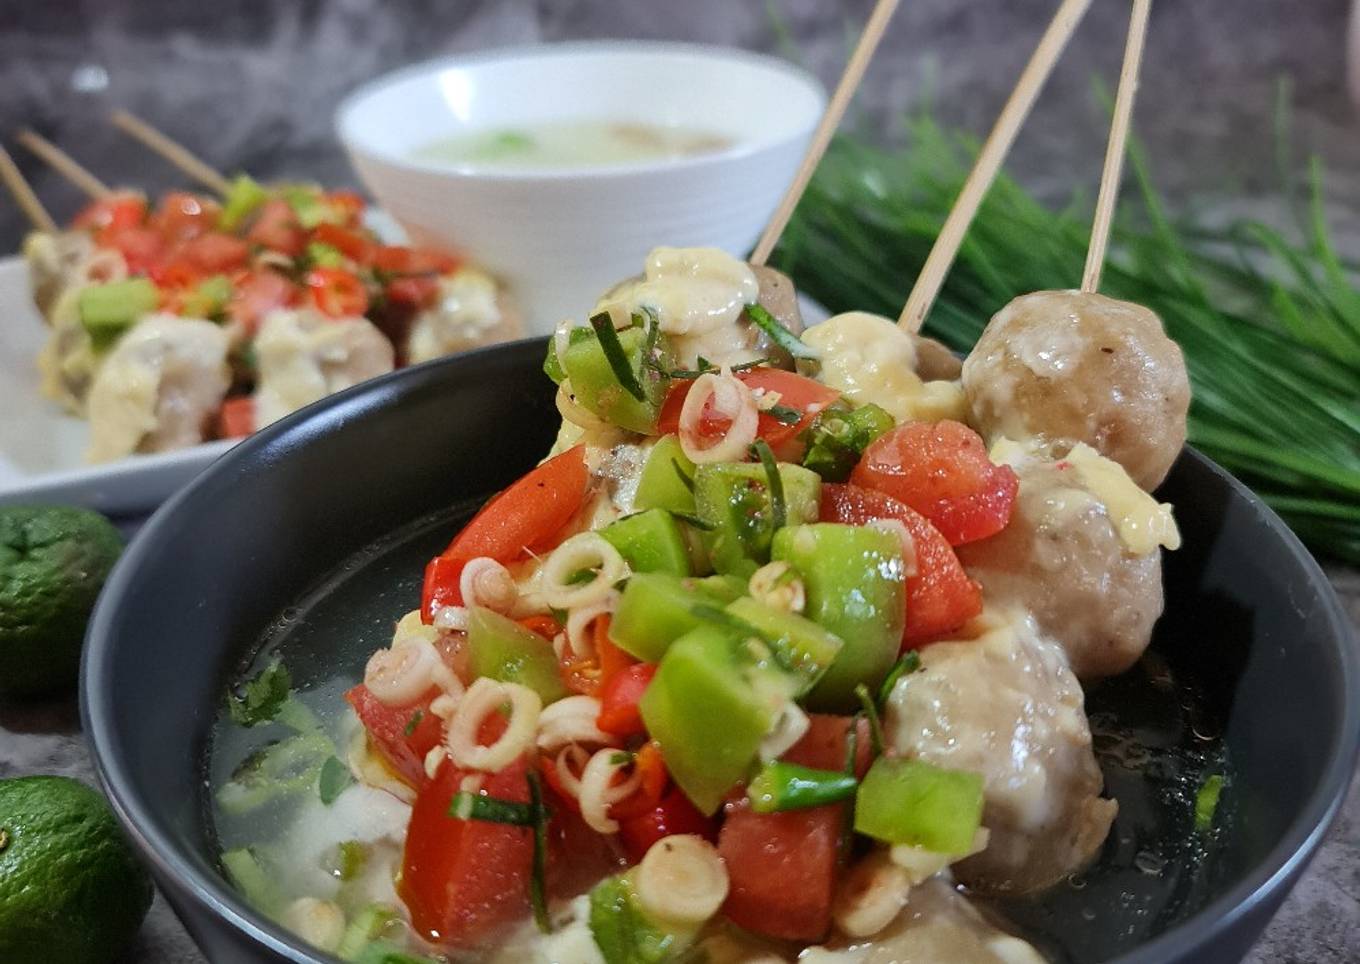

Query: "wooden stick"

xmin=0 ymin=143 xmax=57 ymax=232
xmin=749 ymin=0 xmax=902 ymax=267
xmin=1082 ymin=0 xmax=1151 ymax=292
xmin=16 ymin=129 xmax=110 ymax=199
xmin=898 ymin=0 xmax=1093 ymax=331
xmin=110 ymin=110 xmax=231 ymax=196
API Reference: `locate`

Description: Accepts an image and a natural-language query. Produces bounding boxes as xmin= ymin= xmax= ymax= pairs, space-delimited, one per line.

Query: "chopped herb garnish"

xmin=608 ymin=751 xmax=635 ymax=766
xmin=745 ymin=302 xmax=817 ymax=360
xmin=671 ymin=511 xmax=715 ymax=531
xmin=840 ymin=718 xmax=861 ymax=861
xmin=1195 ymin=774 xmax=1225 ymax=831
xmin=226 ymin=658 xmax=292 ymax=727
xmin=855 ymin=684 xmax=886 ymax=758
xmin=751 ymin=439 xmax=786 ymax=530
xmin=589 ymin=311 xmax=647 ymax=401
xmin=765 ymin=404 xmax=803 ymax=425
xmin=330 ymin=840 xmax=367 ymax=881
xmin=403 ymin=709 xmax=425 ymax=737
xmin=666 ymin=357 xmax=769 ymax=379
xmin=527 ymin=770 xmax=552 ymax=933
xmin=671 ymin=458 xmax=696 ymax=493
xmin=318 ymin=755 xmax=353 ymax=805
xmin=878 ymin=651 xmax=922 ymax=706
xmin=449 ymin=790 xmax=537 ymax=826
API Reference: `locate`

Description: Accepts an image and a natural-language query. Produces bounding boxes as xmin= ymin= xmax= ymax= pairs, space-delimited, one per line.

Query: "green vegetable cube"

xmin=772 ymin=524 xmax=905 ymax=712
xmin=561 ymin=325 xmax=668 ymax=434
xmin=639 ymin=626 xmax=791 ymax=814
xmin=610 ymin=573 xmax=743 ymax=663
xmin=218 ymin=173 xmax=269 ymax=231
xmin=78 ymin=278 xmax=159 ymax=348
xmin=854 ymin=757 xmax=984 ymax=854
xmin=694 ymin=462 xmax=821 ymax=578
xmin=467 ymin=607 xmax=567 ymax=704
xmin=601 ymin=509 xmax=691 ymax=577
xmin=724 ymin=595 xmax=843 ymax=695
xmin=634 ymin=435 xmax=697 ymax=516
xmin=589 ymin=873 xmax=696 ymax=963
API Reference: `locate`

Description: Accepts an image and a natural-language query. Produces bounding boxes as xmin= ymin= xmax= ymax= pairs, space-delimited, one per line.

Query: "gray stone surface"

xmin=1 ymin=0 xmax=1358 ymax=961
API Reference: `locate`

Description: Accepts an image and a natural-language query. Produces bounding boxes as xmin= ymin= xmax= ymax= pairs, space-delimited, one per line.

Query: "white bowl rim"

xmin=335 ymin=39 xmax=827 ymax=182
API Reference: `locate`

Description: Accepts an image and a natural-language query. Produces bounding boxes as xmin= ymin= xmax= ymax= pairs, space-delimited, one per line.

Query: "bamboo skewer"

xmin=749 ymin=0 xmax=902 ymax=267
xmin=0 ymin=144 xmax=57 ymax=233
xmin=16 ymin=129 xmax=110 ymax=199
xmin=110 ymin=110 xmax=232 ymax=196
xmin=898 ymin=0 xmax=1094 ymax=331
xmin=1082 ymin=0 xmax=1151 ymax=293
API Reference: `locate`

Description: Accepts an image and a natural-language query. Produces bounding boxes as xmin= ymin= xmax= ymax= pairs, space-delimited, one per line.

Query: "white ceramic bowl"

xmin=336 ymin=41 xmax=826 ymax=333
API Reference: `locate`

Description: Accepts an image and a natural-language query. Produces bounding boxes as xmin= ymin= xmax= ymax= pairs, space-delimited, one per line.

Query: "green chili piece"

xmin=1195 ymin=774 xmax=1225 ymax=831
xmin=748 ymin=761 xmax=858 ymax=813
xmin=448 ymin=791 xmax=537 ymax=825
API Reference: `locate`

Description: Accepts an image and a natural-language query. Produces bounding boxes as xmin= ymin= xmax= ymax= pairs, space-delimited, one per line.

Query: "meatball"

xmin=955 ymin=453 xmax=1166 ymax=679
xmin=962 ymin=289 xmax=1190 ymax=490
xmin=885 ymin=607 xmax=1117 ymax=895
xmin=253 ymin=309 xmax=395 ymax=427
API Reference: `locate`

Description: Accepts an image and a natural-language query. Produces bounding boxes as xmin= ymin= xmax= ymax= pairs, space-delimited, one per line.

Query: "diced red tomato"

xmin=852 ymin=421 xmax=1018 ymax=546
xmin=150 ymin=191 xmax=221 ymax=244
xmin=372 ymin=244 xmax=460 ymax=276
xmin=821 ymin=483 xmax=983 ymax=642
xmin=100 ymin=226 xmax=166 ymax=275
xmin=618 ymin=787 xmax=718 ymax=864
xmin=720 ymin=802 xmax=841 ymax=941
xmin=175 ymin=232 xmax=250 ymax=274
xmin=217 ymin=396 xmax=255 ymax=439
xmin=305 ymin=267 xmax=369 ymax=318
xmin=784 ymin=713 xmax=873 ymax=776
xmin=596 ymin=663 xmax=655 ymax=739
xmin=608 ymin=741 xmax=668 ymax=821
xmin=421 ymin=445 xmax=591 ymax=622
xmin=386 ymin=274 xmax=442 ymax=308
xmin=324 ymin=189 xmax=367 ymax=227
xmin=517 ymin=615 xmax=561 ymax=639
xmin=657 ymin=368 xmax=840 ymax=461
xmin=246 ymin=198 xmax=306 ymax=257
xmin=149 ymin=259 xmax=201 ymax=294
xmin=227 ymin=270 xmax=296 ymax=335
xmin=400 ymin=757 xmax=533 ymax=945
xmin=344 ymin=684 xmax=444 ymax=787
xmin=595 ymin=615 xmax=635 ymax=684
xmin=72 ymin=191 xmax=147 ymax=236
xmin=311 ymin=222 xmax=373 ymax=263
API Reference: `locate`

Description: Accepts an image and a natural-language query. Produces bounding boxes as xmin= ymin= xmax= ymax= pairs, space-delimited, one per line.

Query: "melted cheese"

xmin=802 ymin=311 xmax=967 ymax=423
xmin=1064 ymin=443 xmax=1181 ymax=554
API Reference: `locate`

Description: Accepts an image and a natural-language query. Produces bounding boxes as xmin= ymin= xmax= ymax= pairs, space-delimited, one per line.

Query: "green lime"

xmin=0 ymin=776 xmax=153 ymax=963
xmin=0 ymin=505 xmax=123 ymax=697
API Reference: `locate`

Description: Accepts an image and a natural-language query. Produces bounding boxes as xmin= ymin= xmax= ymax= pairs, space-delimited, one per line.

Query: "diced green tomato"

xmin=78 ymin=277 xmax=159 ymax=347
xmin=220 ymin=848 xmax=284 ymax=917
xmin=588 ymin=873 xmax=696 ymax=964
xmin=694 ymin=462 xmax=821 ymax=578
xmin=335 ymin=903 xmax=403 ymax=959
xmin=307 ymin=240 xmax=345 ymax=268
xmin=467 ymin=607 xmax=568 ymax=704
xmin=639 ymin=626 xmax=791 ymax=815
xmin=561 ymin=325 xmax=668 ymax=434
xmin=1195 ymin=774 xmax=1224 ymax=831
xmin=180 ymin=274 xmax=233 ymax=319
xmin=610 ymin=572 xmax=744 ymax=662
xmin=601 ymin=509 xmax=691 ymax=576
xmin=543 ymin=326 xmax=594 ymax=385
xmin=634 ymin=435 xmax=697 ymax=516
xmin=854 ymin=757 xmax=984 ymax=854
xmin=772 ymin=524 xmax=906 ymax=712
xmin=724 ymin=595 xmax=843 ymax=695
xmin=217 ymin=173 xmax=269 ymax=231
xmin=801 ymin=403 xmax=896 ymax=483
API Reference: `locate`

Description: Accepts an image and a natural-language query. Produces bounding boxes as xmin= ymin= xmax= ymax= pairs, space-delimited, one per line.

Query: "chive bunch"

xmin=773 ymin=116 xmax=1360 ymax=563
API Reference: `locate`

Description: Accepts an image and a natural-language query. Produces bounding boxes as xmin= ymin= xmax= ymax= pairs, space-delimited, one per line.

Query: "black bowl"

xmin=82 ymin=339 xmax=1360 ymax=964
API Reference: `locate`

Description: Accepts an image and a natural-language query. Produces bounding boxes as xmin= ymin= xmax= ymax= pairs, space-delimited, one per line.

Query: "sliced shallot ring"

xmin=541 ymin=532 xmax=628 ymax=610
xmin=578 ymin=746 xmax=643 ymax=834
xmin=459 ymin=558 xmax=518 ymax=613
xmin=679 ymin=371 xmax=759 ymax=464
xmin=537 ymin=695 xmax=615 ymax=752
xmin=363 ymin=640 xmax=439 ymax=707
xmin=553 ymin=744 xmax=591 ymax=800
xmin=563 ymin=592 xmax=620 ymax=661
xmin=445 ymin=678 xmax=542 ymax=772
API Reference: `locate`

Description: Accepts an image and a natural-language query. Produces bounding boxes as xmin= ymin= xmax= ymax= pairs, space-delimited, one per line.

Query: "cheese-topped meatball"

xmin=956 ymin=445 xmax=1177 ymax=679
xmin=886 ymin=607 xmax=1117 ymax=895
xmin=962 ymin=290 xmax=1190 ymax=490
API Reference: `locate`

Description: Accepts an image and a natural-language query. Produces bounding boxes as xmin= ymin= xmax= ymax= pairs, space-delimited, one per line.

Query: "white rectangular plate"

xmin=0 ymin=255 xmax=237 ymax=516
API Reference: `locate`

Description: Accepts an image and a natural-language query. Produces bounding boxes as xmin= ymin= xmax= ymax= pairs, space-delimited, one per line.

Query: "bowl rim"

xmin=334 ymin=39 xmax=828 ymax=182
xmin=81 ymin=341 xmax=1360 ymax=964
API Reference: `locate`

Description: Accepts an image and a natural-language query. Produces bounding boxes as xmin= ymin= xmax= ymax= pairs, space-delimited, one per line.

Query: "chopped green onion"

xmin=609 ymin=751 xmax=635 ymax=766
xmin=402 ymin=709 xmax=424 ymax=737
xmin=854 ymin=683 xmax=886 ymax=758
xmin=751 ymin=439 xmax=786 ymax=531
xmin=589 ymin=311 xmax=647 ymax=401
xmin=1195 ymin=774 xmax=1225 ymax=831
xmin=671 ymin=458 xmax=696 ymax=493
xmin=878 ymin=651 xmax=922 ymax=706
xmin=748 ymin=761 xmax=858 ymax=813
xmin=318 ymin=755 xmax=353 ymax=805
xmin=527 ymin=770 xmax=552 ymax=933
xmin=745 ymin=302 xmax=818 ymax=360
xmin=448 ymin=791 xmax=537 ymax=826
xmin=765 ymin=404 xmax=803 ymax=425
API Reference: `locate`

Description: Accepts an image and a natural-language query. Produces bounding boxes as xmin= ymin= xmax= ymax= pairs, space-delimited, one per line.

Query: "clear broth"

xmin=412 ymin=121 xmax=734 ymax=170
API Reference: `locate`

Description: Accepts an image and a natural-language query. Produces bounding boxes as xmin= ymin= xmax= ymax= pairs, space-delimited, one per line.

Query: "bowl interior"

xmin=84 ymin=341 xmax=1359 ymax=964
xmin=336 ymin=41 xmax=826 ymax=176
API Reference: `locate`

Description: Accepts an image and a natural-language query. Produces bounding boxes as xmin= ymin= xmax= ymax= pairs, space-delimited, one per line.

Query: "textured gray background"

xmin=0 ymin=0 xmax=1357 ymax=962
